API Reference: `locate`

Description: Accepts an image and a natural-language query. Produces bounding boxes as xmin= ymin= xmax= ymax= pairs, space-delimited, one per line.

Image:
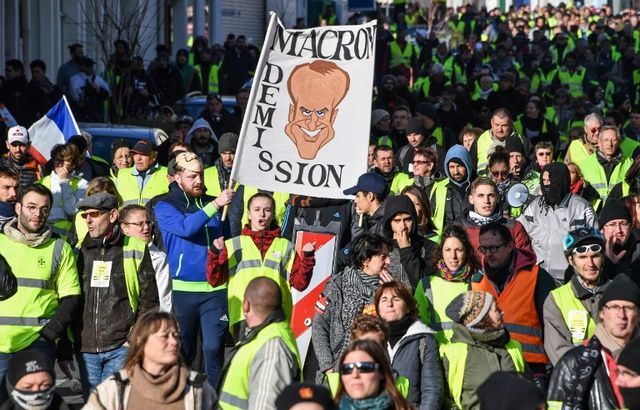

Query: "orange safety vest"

xmin=472 ymin=265 xmax=548 ymax=365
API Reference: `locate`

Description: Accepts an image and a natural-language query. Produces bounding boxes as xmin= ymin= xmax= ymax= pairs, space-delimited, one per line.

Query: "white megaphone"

xmin=506 ymin=183 xmax=530 ymax=208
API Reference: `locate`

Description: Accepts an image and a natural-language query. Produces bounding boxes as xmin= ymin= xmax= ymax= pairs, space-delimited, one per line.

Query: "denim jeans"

xmin=0 ymin=339 xmax=56 ymax=403
xmin=77 ymin=345 xmax=129 ymax=397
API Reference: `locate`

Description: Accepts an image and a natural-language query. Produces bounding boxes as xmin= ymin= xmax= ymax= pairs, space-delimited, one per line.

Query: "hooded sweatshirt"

xmin=435 ymin=145 xmax=474 ymax=227
xmin=185 ymin=118 xmax=219 ymax=166
xmin=382 ymin=195 xmax=423 ymax=288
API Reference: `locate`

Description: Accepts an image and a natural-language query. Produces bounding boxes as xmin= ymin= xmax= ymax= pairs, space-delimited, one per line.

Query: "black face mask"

xmin=620 ymin=387 xmax=640 ymax=409
xmin=542 ymin=163 xmax=570 ymax=206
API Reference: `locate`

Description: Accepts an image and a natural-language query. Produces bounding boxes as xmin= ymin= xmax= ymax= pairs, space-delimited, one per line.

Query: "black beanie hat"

xmin=477 ymin=371 xmax=546 ymax=410
xmin=504 ymin=135 xmax=525 ymax=156
xmin=405 ymin=118 xmax=427 ymax=137
xmin=6 ymin=349 xmax=55 ymax=387
xmin=599 ymin=274 xmax=640 ymax=311
xmin=598 ymin=199 xmax=632 ymax=227
xmin=618 ymin=336 xmax=640 ymax=374
xmin=275 ymin=383 xmax=336 ymax=410
xmin=415 ymin=102 xmax=437 ymax=121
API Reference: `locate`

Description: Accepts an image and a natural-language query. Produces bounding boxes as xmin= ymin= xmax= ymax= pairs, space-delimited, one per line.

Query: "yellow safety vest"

xmin=390 ymin=172 xmax=413 ymax=195
xmin=415 ymin=275 xmax=469 ymax=345
xmin=325 ymin=372 xmax=410 ymax=398
xmin=567 ymin=139 xmax=591 ymax=165
xmin=389 ymin=41 xmax=414 ymax=69
xmin=475 ymin=130 xmax=494 ymax=172
xmin=441 ymin=340 xmax=526 ymax=409
xmin=116 ymin=166 xmax=169 ymax=206
xmin=198 ymin=62 xmax=222 ymax=94
xmin=225 ymin=236 xmax=295 ymax=329
xmin=0 ymin=235 xmax=80 ymax=353
xmin=219 ymin=321 xmax=301 ymax=410
xmin=121 ymin=236 xmax=148 ymax=312
xmin=620 ymin=137 xmax=640 ymax=159
xmin=578 ymin=153 xmax=632 ymax=207
xmin=38 ymin=175 xmax=83 ymax=238
xmin=550 ymin=283 xmax=597 ymax=345
xmin=429 ymin=178 xmax=450 ymax=239
xmin=513 ymin=115 xmax=549 ymax=137
xmin=557 ymin=68 xmax=586 ymax=98
xmin=241 ymin=186 xmax=289 ymax=228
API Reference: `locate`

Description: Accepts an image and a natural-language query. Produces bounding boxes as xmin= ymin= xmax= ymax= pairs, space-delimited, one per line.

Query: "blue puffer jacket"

xmin=155 ymin=182 xmax=222 ymax=282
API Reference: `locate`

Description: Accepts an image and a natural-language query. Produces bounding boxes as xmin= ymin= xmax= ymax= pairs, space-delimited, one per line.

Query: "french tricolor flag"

xmin=28 ymin=96 xmax=80 ymax=165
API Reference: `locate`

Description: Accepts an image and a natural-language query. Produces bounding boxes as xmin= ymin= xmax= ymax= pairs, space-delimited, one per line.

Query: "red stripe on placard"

xmin=291 ymin=275 xmax=331 ymax=338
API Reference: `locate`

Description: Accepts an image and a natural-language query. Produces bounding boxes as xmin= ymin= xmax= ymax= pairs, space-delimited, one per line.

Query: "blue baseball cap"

xmin=343 ymin=173 xmax=386 ymax=196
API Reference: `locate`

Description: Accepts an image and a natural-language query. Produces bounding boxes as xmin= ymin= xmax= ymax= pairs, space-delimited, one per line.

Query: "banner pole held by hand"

xmin=221 ymin=179 xmax=234 ymax=222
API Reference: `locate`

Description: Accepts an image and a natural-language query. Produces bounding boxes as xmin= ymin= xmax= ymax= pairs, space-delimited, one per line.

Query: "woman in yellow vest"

xmin=414 ymin=225 xmax=481 ymax=345
xmin=441 ymin=291 xmax=527 ymax=410
xmin=87 ymin=311 xmax=217 ymax=409
xmin=206 ymin=192 xmax=315 ymax=332
xmin=335 ymin=339 xmax=413 ymax=410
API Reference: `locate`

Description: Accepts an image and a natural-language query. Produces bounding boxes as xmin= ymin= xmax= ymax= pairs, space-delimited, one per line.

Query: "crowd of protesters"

xmin=1 ymin=1 xmax=640 ymax=409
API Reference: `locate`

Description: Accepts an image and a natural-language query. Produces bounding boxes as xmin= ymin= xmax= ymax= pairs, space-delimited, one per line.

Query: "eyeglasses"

xmin=589 ymin=127 xmax=601 ymax=134
xmin=478 ymin=242 xmax=508 ymax=254
xmin=490 ymin=170 xmax=509 ymax=177
xmin=603 ymin=304 xmax=638 ymax=314
xmin=122 ymin=220 xmax=153 ymax=228
xmin=80 ymin=210 xmax=108 ymax=219
xmin=572 ymin=243 xmax=603 ymax=254
xmin=604 ymin=221 xmax=630 ymax=229
xmin=536 ymin=152 xmax=552 ymax=156
xmin=340 ymin=361 xmax=379 ymax=375
xmin=21 ymin=204 xmax=50 ymax=216
xmin=412 ymin=160 xmax=430 ymax=165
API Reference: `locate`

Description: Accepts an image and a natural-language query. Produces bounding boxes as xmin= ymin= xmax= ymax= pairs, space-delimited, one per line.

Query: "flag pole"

xmin=222 ymin=12 xmax=278 ymax=221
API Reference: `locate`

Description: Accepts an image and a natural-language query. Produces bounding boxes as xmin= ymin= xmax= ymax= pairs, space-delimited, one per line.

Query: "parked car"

xmin=173 ymin=92 xmax=236 ymax=118
xmin=79 ymin=122 xmax=169 ymax=163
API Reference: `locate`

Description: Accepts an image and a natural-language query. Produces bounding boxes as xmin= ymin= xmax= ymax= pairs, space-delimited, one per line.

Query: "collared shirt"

xmin=131 ymin=162 xmax=161 ymax=191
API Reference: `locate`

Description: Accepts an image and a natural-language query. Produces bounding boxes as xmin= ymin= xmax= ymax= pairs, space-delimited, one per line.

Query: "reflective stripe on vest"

xmin=428 ymin=178 xmax=449 ymax=239
xmin=219 ymin=321 xmax=301 ymax=410
xmin=472 ymin=265 xmax=548 ymax=364
xmin=389 ymin=42 xmax=414 ymax=68
xmin=416 ymin=275 xmax=468 ymax=345
xmin=122 ymin=236 xmax=147 ymax=312
xmin=550 ymin=283 xmax=597 ymax=345
xmin=0 ymin=236 xmax=67 ymax=353
xmin=241 ymin=187 xmax=289 ymax=228
xmin=578 ymin=153 xmax=632 ymax=205
xmin=441 ymin=339 xmax=525 ymax=409
xmin=116 ymin=166 xmax=169 ymax=206
xmin=557 ymin=68 xmax=585 ymax=98
xmin=225 ymin=236 xmax=295 ymax=329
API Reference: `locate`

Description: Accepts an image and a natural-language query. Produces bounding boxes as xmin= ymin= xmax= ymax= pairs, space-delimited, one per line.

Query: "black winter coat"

xmin=73 ymin=228 xmax=159 ymax=352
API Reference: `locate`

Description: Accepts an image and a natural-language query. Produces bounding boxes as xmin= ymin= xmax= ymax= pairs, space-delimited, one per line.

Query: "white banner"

xmin=231 ymin=13 xmax=376 ymax=199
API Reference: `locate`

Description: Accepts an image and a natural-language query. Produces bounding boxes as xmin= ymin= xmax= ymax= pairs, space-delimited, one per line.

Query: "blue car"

xmin=79 ymin=122 xmax=169 ymax=163
xmin=174 ymin=92 xmax=237 ymax=118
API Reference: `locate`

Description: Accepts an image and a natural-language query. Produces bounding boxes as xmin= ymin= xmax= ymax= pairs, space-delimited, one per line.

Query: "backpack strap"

xmin=112 ymin=371 xmax=129 ymax=410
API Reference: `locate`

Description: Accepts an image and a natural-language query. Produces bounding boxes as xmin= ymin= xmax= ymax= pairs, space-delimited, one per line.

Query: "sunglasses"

xmin=81 ymin=210 xmax=108 ymax=219
xmin=491 ymin=170 xmax=509 ymax=177
xmin=340 ymin=361 xmax=379 ymax=375
xmin=573 ymin=244 xmax=602 ymax=254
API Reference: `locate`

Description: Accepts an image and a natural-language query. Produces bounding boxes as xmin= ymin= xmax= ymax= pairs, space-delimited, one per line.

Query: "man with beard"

xmin=0 ymin=126 xmax=43 ymax=189
xmin=0 ymin=185 xmax=80 ymax=401
xmin=427 ymin=144 xmax=474 ymax=238
xmin=598 ymin=199 xmax=640 ymax=286
xmin=186 ymin=118 xmax=218 ymax=167
xmin=371 ymin=146 xmax=412 ymax=195
xmin=548 ymin=275 xmax=640 ymax=410
xmin=518 ymin=162 xmax=598 ymax=284
xmin=544 ymin=228 xmax=607 ymax=365
xmin=155 ymin=152 xmax=234 ymax=388
xmin=204 ymin=132 xmax=236 ymax=196
xmin=0 ymin=166 xmax=19 ymax=230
